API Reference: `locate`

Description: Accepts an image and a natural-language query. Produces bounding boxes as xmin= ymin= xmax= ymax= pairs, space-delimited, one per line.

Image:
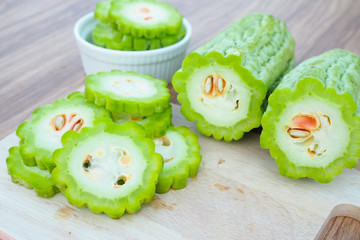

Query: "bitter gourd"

xmin=154 ymin=126 xmax=201 ymax=193
xmin=51 ymin=118 xmax=163 ymax=218
xmin=109 ymin=0 xmax=183 ymax=39
xmin=6 ymin=147 xmax=59 ymax=198
xmin=113 ymin=106 xmax=172 ymax=138
xmin=85 ymin=70 xmax=171 ymax=116
xmin=260 ymin=49 xmax=360 ymax=183
xmin=92 ymin=22 xmax=185 ymax=51
xmin=16 ymin=92 xmax=111 ymax=171
xmin=172 ymin=13 xmax=295 ymax=141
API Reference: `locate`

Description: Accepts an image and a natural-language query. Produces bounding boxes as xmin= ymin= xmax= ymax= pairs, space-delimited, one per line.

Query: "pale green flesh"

xmin=186 ymin=66 xmax=251 ymax=127
xmin=121 ymin=2 xmax=170 ymax=26
xmin=68 ymin=133 xmax=147 ymax=198
xmin=276 ymin=96 xmax=350 ymax=168
xmin=154 ymin=130 xmax=187 ymax=170
xmin=34 ymin=106 xmax=96 ymax=152
xmin=96 ymin=74 xmax=157 ymax=98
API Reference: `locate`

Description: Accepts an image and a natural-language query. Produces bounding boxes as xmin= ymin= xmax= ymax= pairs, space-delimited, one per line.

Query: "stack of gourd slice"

xmin=92 ymin=0 xmax=185 ymax=51
xmin=6 ymin=71 xmax=202 ymax=219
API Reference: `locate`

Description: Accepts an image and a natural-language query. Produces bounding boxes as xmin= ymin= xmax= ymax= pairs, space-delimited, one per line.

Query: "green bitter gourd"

xmin=16 ymin=92 xmax=112 ymax=171
xmin=172 ymin=13 xmax=295 ymax=141
xmin=154 ymin=126 xmax=202 ymax=193
xmin=51 ymin=118 xmax=163 ymax=218
xmin=260 ymin=49 xmax=360 ymax=183
xmin=85 ymin=70 xmax=171 ymax=116
xmin=6 ymin=146 xmax=59 ymax=198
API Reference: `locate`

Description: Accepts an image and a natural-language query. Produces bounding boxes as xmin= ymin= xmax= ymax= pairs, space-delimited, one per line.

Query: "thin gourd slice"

xmin=94 ymin=1 xmax=112 ymax=23
xmin=16 ymin=92 xmax=112 ymax=171
xmin=85 ymin=70 xmax=171 ymax=115
xmin=172 ymin=13 xmax=295 ymax=141
xmin=153 ymin=126 xmax=202 ymax=193
xmin=109 ymin=0 xmax=182 ymax=39
xmin=6 ymin=146 xmax=59 ymax=198
xmin=260 ymin=49 xmax=360 ymax=183
xmin=51 ymin=119 xmax=163 ymax=218
xmin=92 ymin=23 xmax=185 ymax=51
xmin=113 ymin=106 xmax=172 ymax=138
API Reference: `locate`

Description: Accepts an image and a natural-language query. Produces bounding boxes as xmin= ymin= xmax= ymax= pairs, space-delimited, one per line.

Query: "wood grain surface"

xmin=1 ymin=0 xmax=360 ymax=239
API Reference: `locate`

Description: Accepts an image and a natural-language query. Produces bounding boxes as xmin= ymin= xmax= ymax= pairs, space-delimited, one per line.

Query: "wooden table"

xmin=1 ymin=0 xmax=360 ymax=239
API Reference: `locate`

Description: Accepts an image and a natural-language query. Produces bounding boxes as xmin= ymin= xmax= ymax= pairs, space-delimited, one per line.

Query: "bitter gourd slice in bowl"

xmin=51 ymin=119 xmax=163 ymax=218
xmin=113 ymin=106 xmax=172 ymax=138
xmin=109 ymin=0 xmax=183 ymax=39
xmin=85 ymin=70 xmax=171 ymax=115
xmin=172 ymin=13 xmax=295 ymax=141
xmin=6 ymin=147 xmax=59 ymax=198
xmin=260 ymin=49 xmax=360 ymax=183
xmin=154 ymin=126 xmax=201 ymax=193
xmin=16 ymin=92 xmax=112 ymax=171
xmin=92 ymin=23 xmax=186 ymax=51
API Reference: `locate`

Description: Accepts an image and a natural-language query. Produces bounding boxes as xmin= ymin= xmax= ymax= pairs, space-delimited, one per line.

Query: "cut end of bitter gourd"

xmin=154 ymin=126 xmax=202 ymax=193
xmin=95 ymin=1 xmax=111 ymax=23
xmin=16 ymin=92 xmax=112 ymax=171
xmin=85 ymin=70 xmax=171 ymax=115
xmin=172 ymin=52 xmax=267 ymax=141
xmin=109 ymin=0 xmax=183 ymax=38
xmin=52 ymin=119 xmax=163 ymax=218
xmin=261 ymin=79 xmax=360 ymax=183
xmin=113 ymin=106 xmax=172 ymax=138
xmin=6 ymin=146 xmax=59 ymax=198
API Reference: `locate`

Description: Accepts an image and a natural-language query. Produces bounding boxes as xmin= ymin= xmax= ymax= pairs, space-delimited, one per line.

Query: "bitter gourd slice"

xmin=113 ymin=106 xmax=172 ymax=138
xmin=94 ymin=1 xmax=112 ymax=24
xmin=16 ymin=92 xmax=112 ymax=171
xmin=154 ymin=126 xmax=201 ymax=193
xmin=85 ymin=70 xmax=171 ymax=115
xmin=92 ymin=23 xmax=185 ymax=51
xmin=172 ymin=13 xmax=295 ymax=141
xmin=51 ymin=119 xmax=163 ymax=218
xmin=6 ymin=147 xmax=59 ymax=198
xmin=109 ymin=0 xmax=182 ymax=39
xmin=260 ymin=49 xmax=360 ymax=183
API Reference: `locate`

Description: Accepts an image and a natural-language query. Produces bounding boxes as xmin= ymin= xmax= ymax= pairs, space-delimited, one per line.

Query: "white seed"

xmin=205 ymin=77 xmax=212 ymax=94
xmin=287 ymin=128 xmax=311 ymax=138
xmin=217 ymin=78 xmax=224 ymax=92
xmin=54 ymin=115 xmax=65 ymax=131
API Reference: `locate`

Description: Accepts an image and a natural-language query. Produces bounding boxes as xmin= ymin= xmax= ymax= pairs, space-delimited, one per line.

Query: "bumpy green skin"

xmin=172 ymin=13 xmax=295 ymax=141
xmin=113 ymin=106 xmax=172 ymax=138
xmin=85 ymin=70 xmax=171 ymax=116
xmin=260 ymin=49 xmax=360 ymax=183
xmin=92 ymin=23 xmax=185 ymax=51
xmin=109 ymin=0 xmax=183 ymax=39
xmin=6 ymin=147 xmax=59 ymax=198
xmin=155 ymin=126 xmax=202 ymax=194
xmin=52 ymin=119 xmax=163 ymax=218
xmin=16 ymin=92 xmax=112 ymax=171
xmin=95 ymin=1 xmax=111 ymax=23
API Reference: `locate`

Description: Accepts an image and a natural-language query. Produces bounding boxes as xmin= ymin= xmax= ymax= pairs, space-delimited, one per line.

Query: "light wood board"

xmin=0 ymin=104 xmax=359 ymax=240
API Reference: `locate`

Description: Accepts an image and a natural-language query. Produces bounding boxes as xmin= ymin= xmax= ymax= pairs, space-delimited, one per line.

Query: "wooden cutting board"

xmin=0 ymin=104 xmax=359 ymax=239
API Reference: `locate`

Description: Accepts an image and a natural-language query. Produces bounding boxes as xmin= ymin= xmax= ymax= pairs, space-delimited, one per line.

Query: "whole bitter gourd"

xmin=260 ymin=49 xmax=360 ymax=183
xmin=172 ymin=13 xmax=295 ymax=141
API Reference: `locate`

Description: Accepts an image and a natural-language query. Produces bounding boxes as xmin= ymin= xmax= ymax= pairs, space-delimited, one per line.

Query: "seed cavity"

xmin=120 ymin=150 xmax=131 ymax=165
xmin=165 ymin=157 xmax=174 ymax=163
xmin=52 ymin=114 xmax=66 ymax=131
xmin=140 ymin=7 xmax=150 ymax=13
xmin=83 ymin=154 xmax=93 ymax=171
xmin=144 ymin=16 xmax=153 ymax=21
xmin=233 ymin=100 xmax=240 ymax=111
xmin=319 ymin=113 xmax=331 ymax=125
xmin=68 ymin=113 xmax=77 ymax=123
xmin=287 ymin=128 xmax=311 ymax=139
xmin=160 ymin=137 xmax=171 ymax=146
xmin=203 ymin=76 xmax=214 ymax=97
xmin=291 ymin=113 xmax=320 ymax=130
xmin=114 ymin=176 xmax=127 ymax=188
xmin=71 ymin=119 xmax=85 ymax=132
xmin=130 ymin=116 xmax=146 ymax=122
xmin=215 ymin=77 xmax=226 ymax=95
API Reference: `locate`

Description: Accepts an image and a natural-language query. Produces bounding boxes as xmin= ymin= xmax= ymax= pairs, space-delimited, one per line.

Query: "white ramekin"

xmin=74 ymin=12 xmax=192 ymax=83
